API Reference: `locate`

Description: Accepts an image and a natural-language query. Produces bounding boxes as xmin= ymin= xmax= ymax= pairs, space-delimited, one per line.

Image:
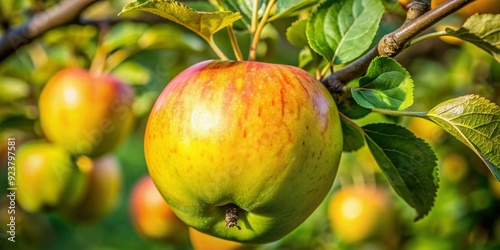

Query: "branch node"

xmin=379 ymin=35 xmax=401 ymax=57
xmin=405 ymin=0 xmax=431 ymax=24
xmin=322 ymin=78 xmax=345 ymax=95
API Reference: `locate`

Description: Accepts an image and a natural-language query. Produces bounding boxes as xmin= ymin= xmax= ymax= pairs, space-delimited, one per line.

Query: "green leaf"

xmin=217 ymin=0 xmax=265 ymax=29
xmin=352 ymin=56 xmax=414 ymax=110
xmin=271 ymin=0 xmax=318 ymax=20
xmin=111 ymin=61 xmax=151 ymax=86
xmin=338 ymin=98 xmax=371 ymax=119
xmin=340 ymin=116 xmax=365 ymax=152
xmin=286 ymin=19 xmax=309 ymax=47
xmin=0 ymin=76 xmax=30 ymax=102
xmin=363 ymin=123 xmax=438 ymax=220
xmin=426 ymin=95 xmax=500 ymax=180
xmin=119 ymin=0 xmax=241 ymax=42
xmin=445 ymin=14 xmax=500 ymax=62
xmin=138 ymin=24 xmax=205 ymax=51
xmin=306 ymin=0 xmax=384 ymax=64
xmin=103 ymin=22 xmax=149 ymax=52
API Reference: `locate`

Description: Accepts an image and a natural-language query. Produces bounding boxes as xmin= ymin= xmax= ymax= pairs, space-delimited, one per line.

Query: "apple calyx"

xmin=224 ymin=204 xmax=242 ymax=230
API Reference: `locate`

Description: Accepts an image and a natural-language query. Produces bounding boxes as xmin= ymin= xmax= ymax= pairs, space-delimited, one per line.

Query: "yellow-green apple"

xmin=15 ymin=141 xmax=87 ymax=212
xmin=62 ymin=155 xmax=122 ymax=223
xmin=328 ymin=185 xmax=398 ymax=246
xmin=39 ymin=68 xmax=135 ymax=157
xmin=144 ymin=60 xmax=343 ymax=243
xmin=129 ymin=175 xmax=189 ymax=243
xmin=189 ymin=227 xmax=257 ymax=250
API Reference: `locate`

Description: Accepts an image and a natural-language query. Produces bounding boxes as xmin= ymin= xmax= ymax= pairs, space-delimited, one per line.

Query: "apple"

xmin=436 ymin=25 xmax=463 ymax=46
xmin=39 ymin=68 xmax=135 ymax=157
xmin=15 ymin=141 xmax=87 ymax=213
xmin=129 ymin=175 xmax=189 ymax=243
xmin=398 ymin=0 xmax=412 ymax=9
xmin=489 ymin=176 xmax=500 ymax=199
xmin=189 ymin=227 xmax=257 ymax=250
xmin=431 ymin=0 xmax=500 ymax=17
xmin=62 ymin=155 xmax=122 ymax=223
xmin=441 ymin=153 xmax=469 ymax=182
xmin=328 ymin=185 xmax=398 ymax=245
xmin=144 ymin=60 xmax=343 ymax=243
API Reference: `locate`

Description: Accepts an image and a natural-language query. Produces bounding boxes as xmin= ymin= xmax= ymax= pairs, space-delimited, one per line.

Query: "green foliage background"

xmin=0 ymin=0 xmax=500 ymax=249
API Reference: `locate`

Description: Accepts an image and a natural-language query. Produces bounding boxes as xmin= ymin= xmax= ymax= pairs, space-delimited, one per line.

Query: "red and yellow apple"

xmin=129 ymin=175 xmax=189 ymax=243
xmin=15 ymin=141 xmax=87 ymax=212
xmin=39 ymin=68 xmax=135 ymax=157
xmin=328 ymin=185 xmax=397 ymax=245
xmin=189 ymin=227 xmax=256 ymax=250
xmin=63 ymin=155 xmax=122 ymax=223
xmin=144 ymin=60 xmax=343 ymax=243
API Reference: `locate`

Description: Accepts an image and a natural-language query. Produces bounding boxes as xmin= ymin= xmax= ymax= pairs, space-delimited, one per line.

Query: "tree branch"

xmin=0 ymin=0 xmax=96 ymax=62
xmin=378 ymin=0 xmax=473 ymax=57
xmin=322 ymin=0 xmax=475 ymax=93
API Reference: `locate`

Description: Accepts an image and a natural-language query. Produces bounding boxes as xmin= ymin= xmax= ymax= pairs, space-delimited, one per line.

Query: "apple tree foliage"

xmin=0 ymin=0 xmax=499 ymax=248
xmin=118 ymin=0 xmax=500 ymax=221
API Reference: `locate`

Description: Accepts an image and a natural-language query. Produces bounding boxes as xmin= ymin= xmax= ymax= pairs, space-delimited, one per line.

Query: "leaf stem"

xmin=104 ymin=47 xmax=138 ymax=73
xmin=319 ymin=62 xmax=333 ymax=80
xmin=248 ymin=0 xmax=276 ymax=60
xmin=409 ymin=30 xmax=448 ymax=46
xmin=339 ymin=112 xmax=364 ymax=133
xmin=372 ymin=108 xmax=428 ymax=117
xmin=89 ymin=23 xmax=109 ymax=76
xmin=227 ymin=25 xmax=243 ymax=61
xmin=250 ymin=0 xmax=260 ymax=35
xmin=208 ymin=37 xmax=228 ymax=60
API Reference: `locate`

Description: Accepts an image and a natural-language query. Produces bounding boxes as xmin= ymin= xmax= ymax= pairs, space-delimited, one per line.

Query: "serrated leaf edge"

xmin=426 ymin=94 xmax=500 ymax=180
xmin=363 ymin=123 xmax=439 ymax=220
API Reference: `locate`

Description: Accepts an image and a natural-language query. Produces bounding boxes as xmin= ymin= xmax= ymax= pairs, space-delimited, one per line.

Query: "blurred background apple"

xmin=62 ymin=155 xmax=123 ymax=223
xmin=15 ymin=141 xmax=87 ymax=213
xmin=129 ymin=175 xmax=189 ymax=244
xmin=188 ymin=227 xmax=257 ymax=250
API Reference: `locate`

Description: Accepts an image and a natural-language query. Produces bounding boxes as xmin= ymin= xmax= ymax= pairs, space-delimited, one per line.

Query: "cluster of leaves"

xmin=119 ymin=0 xmax=500 ymax=221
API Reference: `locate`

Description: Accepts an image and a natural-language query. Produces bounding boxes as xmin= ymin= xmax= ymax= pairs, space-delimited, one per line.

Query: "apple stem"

xmin=224 ymin=204 xmax=242 ymax=230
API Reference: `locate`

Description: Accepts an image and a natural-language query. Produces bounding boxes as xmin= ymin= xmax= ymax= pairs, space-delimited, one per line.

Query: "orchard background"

xmin=1 ymin=0 xmax=500 ymax=249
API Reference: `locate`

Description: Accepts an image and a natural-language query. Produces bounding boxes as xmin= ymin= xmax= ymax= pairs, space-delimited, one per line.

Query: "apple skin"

xmin=328 ymin=186 xmax=397 ymax=245
xmin=15 ymin=141 xmax=87 ymax=213
xmin=39 ymin=68 xmax=135 ymax=157
xmin=144 ymin=60 xmax=343 ymax=243
xmin=129 ymin=175 xmax=189 ymax=243
xmin=62 ymin=155 xmax=122 ymax=223
xmin=189 ymin=227 xmax=257 ymax=250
